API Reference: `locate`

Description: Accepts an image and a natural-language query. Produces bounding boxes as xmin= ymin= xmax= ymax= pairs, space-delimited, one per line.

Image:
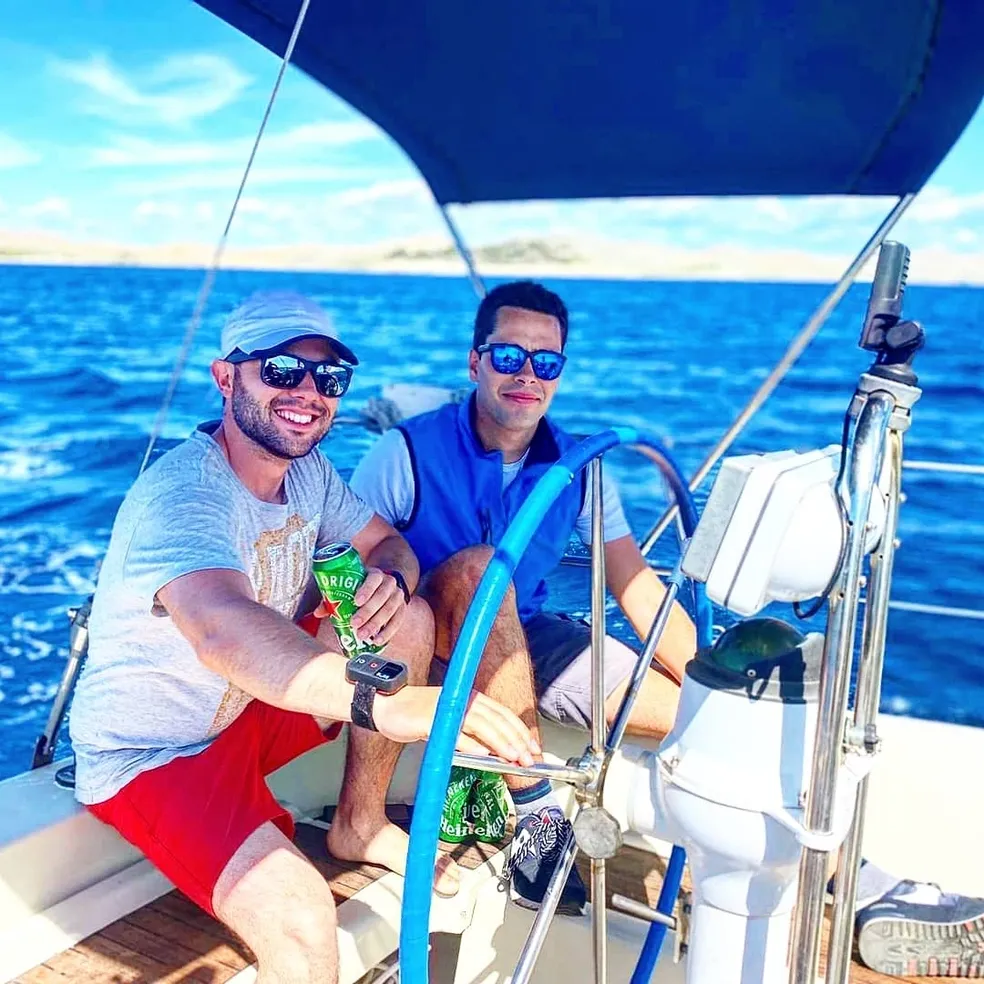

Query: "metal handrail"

xmin=903 ymin=460 xmax=984 ymax=475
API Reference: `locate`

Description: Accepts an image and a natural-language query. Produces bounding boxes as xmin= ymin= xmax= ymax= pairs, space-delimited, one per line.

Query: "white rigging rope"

xmin=137 ymin=0 xmax=313 ymax=475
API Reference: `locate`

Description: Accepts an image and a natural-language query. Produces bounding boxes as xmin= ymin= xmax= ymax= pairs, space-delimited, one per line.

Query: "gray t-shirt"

xmin=69 ymin=423 xmax=373 ymax=805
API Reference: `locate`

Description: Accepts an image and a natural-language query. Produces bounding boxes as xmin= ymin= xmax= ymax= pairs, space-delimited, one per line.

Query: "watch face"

xmin=376 ymin=663 xmax=404 ymax=681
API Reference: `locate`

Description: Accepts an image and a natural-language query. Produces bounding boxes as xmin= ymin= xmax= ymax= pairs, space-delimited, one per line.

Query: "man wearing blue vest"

xmin=350 ymin=280 xmax=696 ymax=915
xmin=352 ymin=280 xmax=984 ymax=970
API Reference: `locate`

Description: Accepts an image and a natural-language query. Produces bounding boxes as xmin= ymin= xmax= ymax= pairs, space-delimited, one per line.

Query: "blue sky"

xmin=1 ymin=0 xmax=982 ymax=256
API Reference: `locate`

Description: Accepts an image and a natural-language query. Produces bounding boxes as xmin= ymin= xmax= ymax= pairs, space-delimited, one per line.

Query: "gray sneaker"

xmin=856 ymin=880 xmax=984 ymax=977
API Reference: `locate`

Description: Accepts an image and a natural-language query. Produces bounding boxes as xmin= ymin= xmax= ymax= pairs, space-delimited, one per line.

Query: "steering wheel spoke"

xmin=511 ymin=826 xmax=581 ymax=984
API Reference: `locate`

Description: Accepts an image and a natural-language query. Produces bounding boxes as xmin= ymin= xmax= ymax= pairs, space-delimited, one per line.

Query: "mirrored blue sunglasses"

xmin=475 ymin=342 xmax=566 ymax=381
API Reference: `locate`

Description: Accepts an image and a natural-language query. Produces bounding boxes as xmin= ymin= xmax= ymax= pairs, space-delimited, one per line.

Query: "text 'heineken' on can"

xmin=439 ymin=766 xmax=511 ymax=845
xmin=312 ymin=542 xmax=384 ymax=656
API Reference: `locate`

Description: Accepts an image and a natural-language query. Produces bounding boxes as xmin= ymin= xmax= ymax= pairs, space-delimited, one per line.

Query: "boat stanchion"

xmin=589 ymin=457 xmax=608 ymax=761
xmin=826 ymin=434 xmax=904 ymax=984
xmin=787 ymin=392 xmax=895 ymax=984
xmin=822 ymin=244 xmax=924 ymax=982
xmin=587 ymin=455 xmax=611 ymax=984
xmin=31 ymin=596 xmax=91 ymax=771
xmin=789 ymin=241 xmax=925 ymax=984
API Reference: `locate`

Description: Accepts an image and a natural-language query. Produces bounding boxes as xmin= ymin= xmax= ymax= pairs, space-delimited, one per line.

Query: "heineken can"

xmin=469 ymin=770 xmax=511 ymax=844
xmin=439 ymin=766 xmax=511 ymax=845
xmin=312 ymin=542 xmax=384 ymax=656
xmin=439 ymin=766 xmax=477 ymax=844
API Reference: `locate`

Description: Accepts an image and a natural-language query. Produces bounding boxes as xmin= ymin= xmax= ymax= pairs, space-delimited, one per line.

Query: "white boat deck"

xmin=1 ymin=713 xmax=981 ymax=984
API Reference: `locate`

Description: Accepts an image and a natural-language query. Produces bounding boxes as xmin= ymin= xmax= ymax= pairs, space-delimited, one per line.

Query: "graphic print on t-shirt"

xmin=208 ymin=512 xmax=320 ymax=736
xmin=251 ymin=512 xmax=320 ymax=611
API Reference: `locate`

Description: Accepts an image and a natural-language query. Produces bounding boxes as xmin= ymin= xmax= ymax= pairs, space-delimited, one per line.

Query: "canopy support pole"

xmin=437 ymin=203 xmax=486 ymax=298
xmin=639 ymin=192 xmax=916 ymax=557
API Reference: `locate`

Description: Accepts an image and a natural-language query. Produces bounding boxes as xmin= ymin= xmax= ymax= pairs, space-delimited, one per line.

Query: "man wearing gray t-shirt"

xmin=69 ymin=291 xmax=537 ymax=984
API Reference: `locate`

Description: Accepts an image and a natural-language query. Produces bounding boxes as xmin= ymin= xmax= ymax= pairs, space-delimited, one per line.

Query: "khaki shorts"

xmin=523 ymin=612 xmax=644 ymax=729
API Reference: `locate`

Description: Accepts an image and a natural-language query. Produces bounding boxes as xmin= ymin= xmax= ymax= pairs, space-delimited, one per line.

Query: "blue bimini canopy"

xmin=194 ymin=1 xmax=984 ymax=205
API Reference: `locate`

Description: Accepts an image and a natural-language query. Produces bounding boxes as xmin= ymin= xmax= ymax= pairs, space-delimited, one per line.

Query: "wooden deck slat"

xmin=13 ymin=965 xmax=73 ymax=984
xmin=20 ymin=816 xmax=512 ymax=984
xmin=145 ymin=892 xmax=257 ymax=957
xmin=123 ymin=907 xmax=251 ymax=972
xmin=33 ymin=947 xmax=130 ymax=984
xmin=20 ymin=818 xmax=941 ymax=984
xmin=78 ymin=931 xmax=219 ymax=983
xmin=98 ymin=919 xmax=223 ymax=975
xmin=44 ymin=942 xmax=159 ymax=984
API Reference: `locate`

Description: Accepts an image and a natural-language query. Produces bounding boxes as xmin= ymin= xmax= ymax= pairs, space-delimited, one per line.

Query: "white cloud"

xmin=133 ymin=200 xmax=184 ymax=221
xmin=118 ymin=164 xmax=371 ymax=194
xmin=133 ymin=198 xmax=217 ymax=224
xmin=120 ymin=181 xmax=438 ymax=246
xmin=0 ymin=132 xmax=39 ymax=168
xmin=236 ymin=197 xmax=305 ymax=222
xmin=90 ymin=120 xmax=381 ymax=167
xmin=907 ymin=188 xmax=984 ymax=223
xmin=325 ymin=179 xmax=430 ymax=208
xmin=95 ymin=136 xmax=233 ymax=167
xmin=754 ymin=197 xmax=791 ymax=223
xmin=269 ymin=121 xmax=382 ymax=151
xmin=20 ymin=197 xmax=71 ymax=220
xmin=51 ymin=52 xmax=251 ymax=126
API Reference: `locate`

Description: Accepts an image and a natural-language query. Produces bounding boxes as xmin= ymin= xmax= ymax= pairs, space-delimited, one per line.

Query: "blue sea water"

xmin=1 ymin=264 xmax=982 ymax=782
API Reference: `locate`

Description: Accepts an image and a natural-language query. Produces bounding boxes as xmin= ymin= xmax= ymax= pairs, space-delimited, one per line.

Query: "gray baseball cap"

xmin=220 ymin=290 xmax=359 ymax=365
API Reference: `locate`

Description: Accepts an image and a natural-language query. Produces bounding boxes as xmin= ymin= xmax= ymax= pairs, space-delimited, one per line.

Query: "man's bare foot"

xmin=327 ymin=810 xmax=461 ymax=898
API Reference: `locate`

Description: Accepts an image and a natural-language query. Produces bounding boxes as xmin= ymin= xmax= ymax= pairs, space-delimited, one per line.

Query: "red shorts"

xmin=86 ymin=614 xmax=342 ymax=917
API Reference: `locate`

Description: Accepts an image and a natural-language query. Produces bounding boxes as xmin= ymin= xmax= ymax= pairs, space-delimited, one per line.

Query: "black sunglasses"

xmin=475 ymin=342 xmax=566 ymax=381
xmin=226 ymin=349 xmax=354 ymax=398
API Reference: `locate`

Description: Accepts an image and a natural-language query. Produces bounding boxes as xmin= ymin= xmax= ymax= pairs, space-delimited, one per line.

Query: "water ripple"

xmin=1 ymin=266 xmax=982 ymax=779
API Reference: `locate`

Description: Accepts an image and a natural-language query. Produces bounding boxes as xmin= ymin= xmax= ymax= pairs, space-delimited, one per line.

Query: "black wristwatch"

xmin=346 ymin=652 xmax=409 ymax=731
xmin=383 ymin=568 xmax=412 ymax=605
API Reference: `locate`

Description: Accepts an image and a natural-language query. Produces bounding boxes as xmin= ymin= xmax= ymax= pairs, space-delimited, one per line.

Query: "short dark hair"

xmin=472 ymin=280 xmax=569 ymax=350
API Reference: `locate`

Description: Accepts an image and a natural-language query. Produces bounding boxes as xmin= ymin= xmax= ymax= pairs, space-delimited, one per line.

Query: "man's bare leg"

xmin=426 ymin=546 xmax=683 ymax=749
xmin=324 ymin=597 xmax=460 ymax=895
xmin=605 ymin=663 xmax=681 ymax=740
xmin=420 ymin=545 xmax=544 ymax=800
xmin=213 ymin=821 xmax=338 ymax=984
xmin=423 ymin=546 xmax=588 ymax=915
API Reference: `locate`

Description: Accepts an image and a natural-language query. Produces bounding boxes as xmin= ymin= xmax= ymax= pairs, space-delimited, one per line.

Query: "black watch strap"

xmin=351 ymin=680 xmax=378 ymax=731
xmin=384 ymin=569 xmax=411 ymax=605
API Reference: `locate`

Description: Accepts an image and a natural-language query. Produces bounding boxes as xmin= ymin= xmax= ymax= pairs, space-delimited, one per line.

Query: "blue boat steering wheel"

xmin=398 ymin=427 xmax=712 ymax=984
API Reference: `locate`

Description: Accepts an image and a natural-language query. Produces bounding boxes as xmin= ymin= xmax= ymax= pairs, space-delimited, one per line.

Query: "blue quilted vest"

xmin=397 ymin=395 xmax=584 ymax=624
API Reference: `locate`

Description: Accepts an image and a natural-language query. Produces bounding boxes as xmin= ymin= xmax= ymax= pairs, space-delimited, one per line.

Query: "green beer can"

xmin=439 ymin=766 xmax=477 ymax=844
xmin=439 ymin=766 xmax=511 ymax=845
xmin=312 ymin=542 xmax=384 ymax=656
xmin=470 ymin=770 xmax=511 ymax=844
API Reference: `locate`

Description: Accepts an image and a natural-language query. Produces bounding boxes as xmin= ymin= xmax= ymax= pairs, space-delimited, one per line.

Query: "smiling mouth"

xmin=503 ymin=392 xmax=540 ymax=403
xmin=274 ymin=407 xmax=320 ymax=426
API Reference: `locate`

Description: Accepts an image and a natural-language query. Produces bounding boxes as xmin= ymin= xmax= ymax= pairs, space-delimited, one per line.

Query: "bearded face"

xmin=226 ymin=338 xmax=339 ymax=460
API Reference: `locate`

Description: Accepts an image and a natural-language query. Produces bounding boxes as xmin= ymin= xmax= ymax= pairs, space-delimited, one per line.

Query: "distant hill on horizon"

xmin=1 ymin=229 xmax=982 ymax=286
